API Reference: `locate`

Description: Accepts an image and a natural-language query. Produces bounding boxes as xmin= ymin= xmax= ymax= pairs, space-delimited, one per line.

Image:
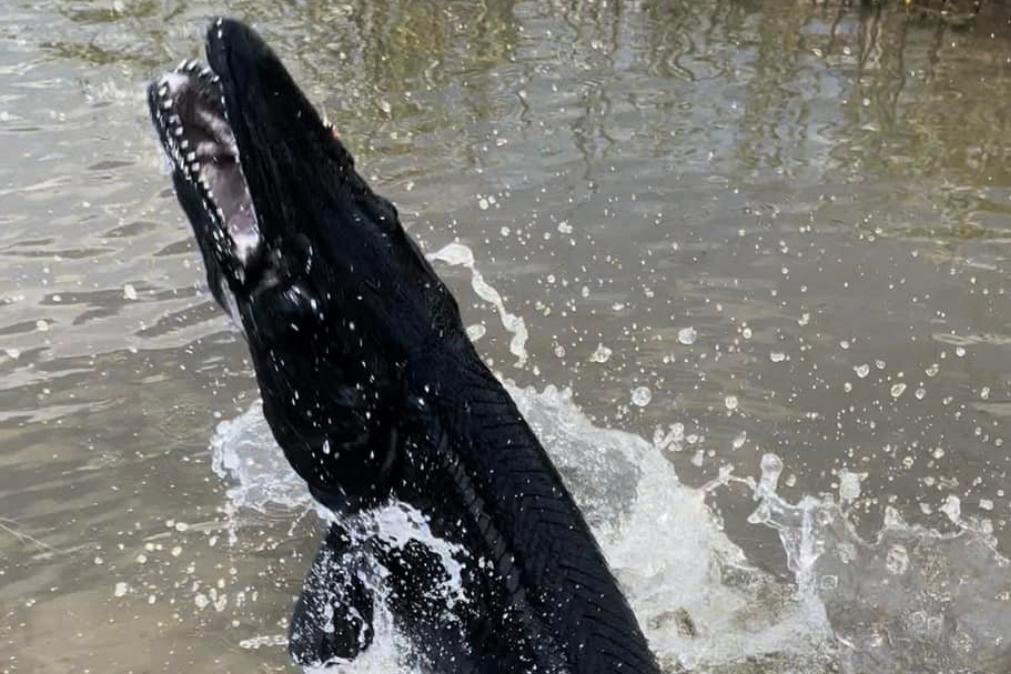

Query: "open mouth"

xmin=148 ymin=57 xmax=262 ymax=268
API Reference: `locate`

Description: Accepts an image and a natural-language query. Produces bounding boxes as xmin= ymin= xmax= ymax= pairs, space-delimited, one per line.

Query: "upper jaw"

xmin=150 ymin=18 xmax=350 ymax=296
xmin=148 ymin=60 xmax=220 ymax=181
xmin=147 ymin=54 xmax=262 ymax=277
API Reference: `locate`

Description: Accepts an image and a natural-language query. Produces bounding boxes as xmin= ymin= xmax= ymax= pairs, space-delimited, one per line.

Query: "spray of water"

xmin=209 ymin=245 xmax=1010 ymax=674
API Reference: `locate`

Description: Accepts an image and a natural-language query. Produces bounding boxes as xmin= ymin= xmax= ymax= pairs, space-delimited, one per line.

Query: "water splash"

xmin=427 ymin=242 xmax=529 ymax=368
xmin=210 ymin=387 xmax=833 ymax=672
xmin=210 ymin=387 xmax=1010 ymax=673
xmin=744 ymin=455 xmax=1011 ymax=674
xmin=210 ymin=405 xmax=307 ymax=512
xmin=209 ymin=246 xmax=1008 ymax=674
xmin=512 ymin=385 xmax=834 ymax=672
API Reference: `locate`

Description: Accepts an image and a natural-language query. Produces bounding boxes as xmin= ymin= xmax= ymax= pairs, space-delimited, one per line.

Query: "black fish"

xmin=147 ymin=18 xmax=661 ymax=674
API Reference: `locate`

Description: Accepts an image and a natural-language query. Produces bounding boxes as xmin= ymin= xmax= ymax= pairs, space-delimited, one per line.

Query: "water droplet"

xmin=854 ymin=364 xmax=870 ymax=378
xmin=770 ymin=351 xmax=787 ymax=363
xmin=631 ymin=386 xmax=652 ymax=407
xmin=890 ymin=383 xmax=907 ymax=398
xmin=123 ymin=284 xmax=138 ymax=301
xmin=758 ymin=453 xmax=783 ymax=494
xmin=838 ymin=470 xmax=864 ymax=502
xmin=940 ymin=495 xmax=961 ymax=522
xmin=589 ymin=344 xmax=612 ymax=363
xmin=677 ymin=327 xmax=697 ymax=345
xmin=724 ymin=395 xmax=739 ymax=411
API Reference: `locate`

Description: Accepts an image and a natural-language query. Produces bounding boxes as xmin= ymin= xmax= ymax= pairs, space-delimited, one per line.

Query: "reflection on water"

xmin=1 ymin=1 xmax=1009 ymax=672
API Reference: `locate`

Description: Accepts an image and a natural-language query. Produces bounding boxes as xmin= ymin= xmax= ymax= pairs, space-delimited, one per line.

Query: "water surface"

xmin=1 ymin=2 xmax=1010 ymax=672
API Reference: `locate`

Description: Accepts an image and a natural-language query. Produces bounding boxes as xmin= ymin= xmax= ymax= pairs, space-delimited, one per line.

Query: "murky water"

xmin=1 ymin=1 xmax=1010 ymax=672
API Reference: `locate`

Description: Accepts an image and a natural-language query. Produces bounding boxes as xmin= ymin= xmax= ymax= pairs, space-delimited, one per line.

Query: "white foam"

xmin=210 ymin=402 xmax=309 ymax=512
xmin=346 ymin=502 xmax=470 ymax=610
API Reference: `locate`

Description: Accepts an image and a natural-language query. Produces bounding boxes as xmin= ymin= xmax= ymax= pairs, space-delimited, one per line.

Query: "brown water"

xmin=2 ymin=2 xmax=1010 ymax=673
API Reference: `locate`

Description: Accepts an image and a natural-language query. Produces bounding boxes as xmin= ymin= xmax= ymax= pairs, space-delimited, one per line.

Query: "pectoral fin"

xmin=289 ymin=523 xmax=375 ymax=666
